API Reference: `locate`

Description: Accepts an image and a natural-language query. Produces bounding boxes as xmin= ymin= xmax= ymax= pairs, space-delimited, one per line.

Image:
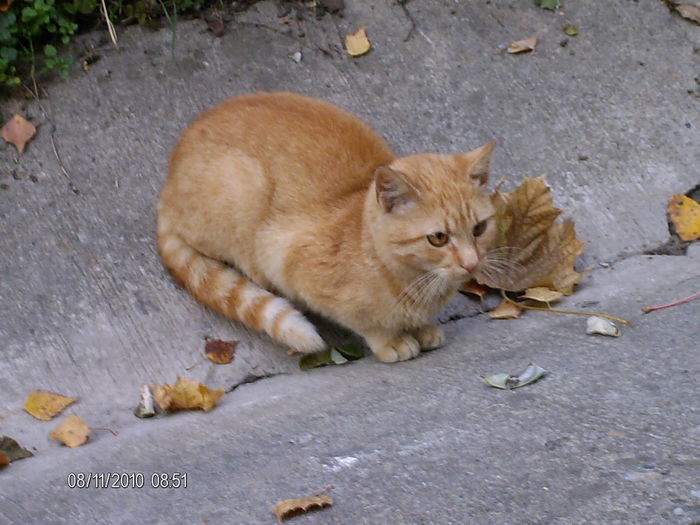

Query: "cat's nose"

xmin=459 ymin=249 xmax=479 ymax=272
xmin=461 ymin=261 xmax=478 ymax=272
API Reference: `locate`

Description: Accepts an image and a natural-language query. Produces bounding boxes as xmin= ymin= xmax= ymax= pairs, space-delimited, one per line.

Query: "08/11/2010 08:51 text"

xmin=66 ymin=472 xmax=188 ymax=489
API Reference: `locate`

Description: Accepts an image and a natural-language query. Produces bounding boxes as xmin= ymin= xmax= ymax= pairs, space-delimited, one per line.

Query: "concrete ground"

xmin=1 ymin=0 xmax=699 ymax=523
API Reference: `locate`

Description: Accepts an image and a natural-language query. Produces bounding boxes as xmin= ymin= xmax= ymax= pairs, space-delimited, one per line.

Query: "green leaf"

xmin=44 ymin=44 xmax=57 ymax=57
xmin=0 ymin=12 xmax=17 ymax=28
xmin=334 ymin=343 xmax=365 ymax=360
xmin=535 ymin=0 xmax=559 ymax=10
xmin=563 ymin=24 xmax=579 ymax=36
xmin=299 ymin=350 xmax=335 ymax=370
xmin=1 ymin=47 xmax=18 ymax=61
xmin=21 ymin=7 xmax=38 ymax=20
xmin=299 ymin=344 xmax=365 ymax=370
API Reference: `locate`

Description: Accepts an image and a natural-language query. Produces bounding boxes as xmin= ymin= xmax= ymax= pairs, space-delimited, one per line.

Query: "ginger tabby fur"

xmin=158 ymin=92 xmax=497 ymax=363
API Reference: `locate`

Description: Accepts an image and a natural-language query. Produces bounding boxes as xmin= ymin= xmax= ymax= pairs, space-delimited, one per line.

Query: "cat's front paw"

xmin=413 ymin=324 xmax=445 ymax=350
xmin=367 ymin=333 xmax=420 ymax=363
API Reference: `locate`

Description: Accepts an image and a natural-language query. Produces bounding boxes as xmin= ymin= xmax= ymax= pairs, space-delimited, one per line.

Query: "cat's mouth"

xmin=441 ymin=266 xmax=476 ymax=286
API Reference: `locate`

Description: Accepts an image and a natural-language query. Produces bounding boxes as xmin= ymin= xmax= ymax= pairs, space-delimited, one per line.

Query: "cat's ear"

xmin=374 ymin=167 xmax=419 ymax=214
xmin=457 ymin=141 xmax=496 ymax=186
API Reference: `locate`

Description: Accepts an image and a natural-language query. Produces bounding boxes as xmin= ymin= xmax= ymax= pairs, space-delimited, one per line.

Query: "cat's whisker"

xmin=483 ymin=256 xmax=525 ymax=273
xmin=400 ymin=271 xmax=435 ymax=301
xmin=394 ymin=271 xmax=436 ymax=313
xmin=483 ymin=261 xmax=521 ymax=274
xmin=413 ymin=271 xmax=448 ymax=314
xmin=478 ymin=266 xmax=499 ymax=284
xmin=411 ymin=279 xmax=434 ymax=315
xmin=396 ymin=269 xmax=450 ymax=319
xmin=487 ymin=246 xmax=523 ymax=256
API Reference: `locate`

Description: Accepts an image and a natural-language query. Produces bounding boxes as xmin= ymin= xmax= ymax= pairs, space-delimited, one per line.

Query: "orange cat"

xmin=157 ymin=92 xmax=497 ymax=362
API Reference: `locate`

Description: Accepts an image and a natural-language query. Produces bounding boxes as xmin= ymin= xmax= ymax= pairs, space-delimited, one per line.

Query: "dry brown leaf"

xmin=49 ymin=415 xmax=90 ymax=448
xmin=533 ymin=221 xmax=587 ymax=294
xmin=345 ymin=27 xmax=371 ymax=57
xmin=521 ymin=287 xmax=563 ymax=303
xmin=459 ymin=281 xmax=489 ymax=299
xmin=152 ymin=376 xmax=224 ymax=412
xmin=488 ymin=299 xmax=523 ymax=319
xmin=0 ymin=451 xmax=8 ymax=468
xmin=672 ymin=2 xmax=700 ymax=24
xmin=1 ymin=114 xmax=36 ymax=154
xmin=271 ymin=492 xmax=333 ymax=523
xmin=668 ymin=194 xmax=700 ymax=241
xmin=476 ymin=176 xmax=585 ymax=295
xmin=507 ymin=35 xmax=537 ymax=54
xmin=205 ymin=339 xmax=237 ymax=365
xmin=0 ymin=0 xmax=14 ymax=12
xmin=24 ymin=390 xmax=78 ymax=421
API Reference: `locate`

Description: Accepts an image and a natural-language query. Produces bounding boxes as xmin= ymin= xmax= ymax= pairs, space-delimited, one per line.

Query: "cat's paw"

xmin=368 ymin=333 xmax=420 ymax=363
xmin=413 ymin=324 xmax=445 ymax=350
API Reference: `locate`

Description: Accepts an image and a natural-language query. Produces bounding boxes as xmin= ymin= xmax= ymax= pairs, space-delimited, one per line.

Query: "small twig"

xmin=91 ymin=427 xmax=118 ymax=436
xmin=23 ymin=60 xmax=80 ymax=195
xmin=315 ymin=486 xmax=334 ymax=497
xmin=185 ymin=355 xmax=206 ymax=371
xmin=397 ymin=0 xmax=417 ymax=42
xmin=50 ymin=126 xmax=79 ymax=194
xmin=100 ymin=0 xmax=119 ymax=49
xmin=502 ymin=291 xmax=634 ymax=326
xmin=643 ymin=290 xmax=700 ymax=313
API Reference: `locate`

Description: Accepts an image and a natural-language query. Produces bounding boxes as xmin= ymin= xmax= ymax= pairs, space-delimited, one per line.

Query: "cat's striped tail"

xmin=157 ymin=216 xmax=326 ymax=353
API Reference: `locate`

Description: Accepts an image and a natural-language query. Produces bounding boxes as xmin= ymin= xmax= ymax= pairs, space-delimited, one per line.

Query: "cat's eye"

xmin=473 ymin=220 xmax=488 ymax=238
xmin=427 ymin=232 xmax=449 ymax=247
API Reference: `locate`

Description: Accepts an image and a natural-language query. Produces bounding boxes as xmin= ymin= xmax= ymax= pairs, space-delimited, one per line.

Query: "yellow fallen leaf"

xmin=507 ymin=35 xmax=537 ymax=54
xmin=271 ymin=490 xmax=333 ymax=523
xmin=152 ymin=376 xmax=224 ymax=412
xmin=488 ymin=299 xmax=523 ymax=319
xmin=521 ymin=287 xmax=563 ymax=303
xmin=476 ymin=176 xmax=585 ymax=295
xmin=345 ymin=27 xmax=371 ymax=57
xmin=205 ymin=339 xmax=237 ymax=364
xmin=0 ymin=451 xmax=8 ymax=468
xmin=1 ymin=114 xmax=36 ymax=154
xmin=668 ymin=194 xmax=700 ymax=241
xmin=49 ymin=415 xmax=90 ymax=448
xmin=24 ymin=390 xmax=78 ymax=421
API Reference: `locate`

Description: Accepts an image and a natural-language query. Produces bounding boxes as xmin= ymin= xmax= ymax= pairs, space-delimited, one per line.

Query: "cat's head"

xmin=369 ymin=142 xmax=497 ymax=285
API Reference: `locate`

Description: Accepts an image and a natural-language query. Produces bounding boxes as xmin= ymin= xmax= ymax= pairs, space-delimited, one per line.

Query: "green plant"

xmin=0 ymin=0 xmax=210 ymax=88
xmin=1 ymin=0 xmax=87 ymax=86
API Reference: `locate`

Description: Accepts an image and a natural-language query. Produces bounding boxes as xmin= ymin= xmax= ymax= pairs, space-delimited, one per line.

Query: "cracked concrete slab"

xmin=1 ymin=0 xmax=699 ymax=522
xmin=2 ymin=252 xmax=699 ymax=524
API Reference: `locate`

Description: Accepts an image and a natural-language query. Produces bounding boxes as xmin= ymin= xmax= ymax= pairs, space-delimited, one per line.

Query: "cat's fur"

xmin=157 ymin=92 xmax=497 ymax=362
